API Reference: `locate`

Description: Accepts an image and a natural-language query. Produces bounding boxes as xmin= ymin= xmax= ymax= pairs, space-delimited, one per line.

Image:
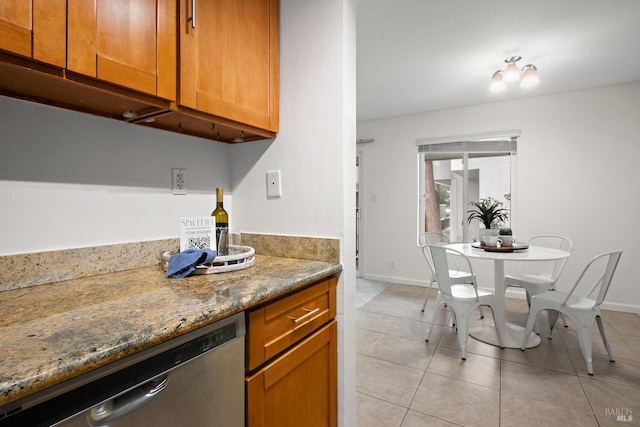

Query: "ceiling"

xmin=356 ymin=0 xmax=640 ymax=122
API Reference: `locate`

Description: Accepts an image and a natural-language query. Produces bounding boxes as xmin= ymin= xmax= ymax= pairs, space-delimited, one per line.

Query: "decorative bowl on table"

xmin=471 ymin=242 xmax=529 ymax=252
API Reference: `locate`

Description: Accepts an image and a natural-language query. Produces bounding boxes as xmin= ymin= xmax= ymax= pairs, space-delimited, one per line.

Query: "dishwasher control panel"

xmin=172 ymin=322 xmax=237 ymax=365
xmin=138 ymin=322 xmax=239 ymax=381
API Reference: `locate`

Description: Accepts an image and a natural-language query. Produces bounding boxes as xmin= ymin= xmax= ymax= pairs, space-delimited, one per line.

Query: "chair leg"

xmin=521 ymin=305 xmax=540 ymax=350
xmin=506 ymin=285 xmax=541 ymax=334
xmin=560 ymin=313 xmax=569 ymax=327
xmin=421 ymin=284 xmax=432 ymax=312
xmin=548 ymin=288 xmax=569 ymax=327
xmin=525 ymin=291 xmax=569 ymax=338
xmin=483 ymin=305 xmax=504 ymax=348
xmin=575 ymin=319 xmax=595 ymax=375
xmin=478 ymin=305 xmax=484 ymax=319
xmin=454 ymin=308 xmax=469 ymax=360
xmin=425 ymin=296 xmax=442 ymax=342
xmin=596 ymin=315 xmax=615 ymax=362
xmin=548 ymin=310 xmax=560 ymax=336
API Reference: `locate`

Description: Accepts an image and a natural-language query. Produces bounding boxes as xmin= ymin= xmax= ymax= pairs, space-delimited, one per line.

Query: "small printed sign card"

xmin=179 ymin=217 xmax=216 ymax=251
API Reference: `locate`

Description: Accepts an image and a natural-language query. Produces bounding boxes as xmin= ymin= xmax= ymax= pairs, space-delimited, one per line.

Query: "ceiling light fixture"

xmin=489 ymin=55 xmax=539 ymax=92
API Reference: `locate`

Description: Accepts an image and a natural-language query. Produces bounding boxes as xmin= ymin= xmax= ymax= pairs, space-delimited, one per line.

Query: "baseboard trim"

xmin=359 ymin=275 xmax=640 ymax=315
xmin=360 ymin=273 xmax=425 ymax=287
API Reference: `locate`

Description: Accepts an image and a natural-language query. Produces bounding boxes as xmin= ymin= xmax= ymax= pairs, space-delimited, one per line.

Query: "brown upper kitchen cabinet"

xmin=179 ymin=0 xmax=279 ymax=133
xmin=0 ymin=0 xmax=278 ymax=142
xmin=0 ymin=0 xmax=66 ymax=67
xmin=67 ymin=0 xmax=176 ymax=99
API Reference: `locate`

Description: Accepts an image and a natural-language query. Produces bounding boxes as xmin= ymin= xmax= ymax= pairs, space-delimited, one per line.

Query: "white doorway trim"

xmin=356 ymin=145 xmax=367 ymax=278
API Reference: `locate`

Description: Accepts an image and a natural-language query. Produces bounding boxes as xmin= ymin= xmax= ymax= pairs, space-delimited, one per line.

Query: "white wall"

xmin=0 ymin=96 xmax=231 ymax=255
xmin=231 ymin=1 xmax=357 ymax=425
xmin=357 ymin=82 xmax=640 ymax=313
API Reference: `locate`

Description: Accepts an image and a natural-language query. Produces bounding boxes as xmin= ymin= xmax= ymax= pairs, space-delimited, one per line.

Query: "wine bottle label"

xmin=216 ymin=223 xmax=229 ymax=255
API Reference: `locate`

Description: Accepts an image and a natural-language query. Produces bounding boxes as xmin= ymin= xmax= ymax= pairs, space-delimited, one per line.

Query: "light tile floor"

xmin=356 ymin=278 xmax=640 ymax=426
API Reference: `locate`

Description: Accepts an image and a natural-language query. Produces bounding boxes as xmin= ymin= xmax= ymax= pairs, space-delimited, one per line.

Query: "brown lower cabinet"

xmin=246 ymin=276 xmax=338 ymax=427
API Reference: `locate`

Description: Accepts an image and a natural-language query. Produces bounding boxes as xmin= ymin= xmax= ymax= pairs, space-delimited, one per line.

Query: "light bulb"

xmin=502 ymin=56 xmax=522 ymax=82
xmin=489 ymin=71 xmax=506 ymax=92
xmin=503 ymin=62 xmax=521 ymax=82
xmin=520 ymin=65 xmax=539 ymax=88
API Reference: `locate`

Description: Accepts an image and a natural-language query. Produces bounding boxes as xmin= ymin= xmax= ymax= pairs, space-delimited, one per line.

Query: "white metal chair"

xmin=520 ymin=251 xmax=622 ymax=375
xmin=419 ymin=232 xmax=479 ymax=317
xmin=504 ymin=235 xmax=574 ymax=327
xmin=425 ymin=245 xmax=503 ymax=360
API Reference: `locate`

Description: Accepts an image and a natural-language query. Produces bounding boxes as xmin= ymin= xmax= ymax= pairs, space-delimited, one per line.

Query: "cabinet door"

xmin=246 ymin=321 xmax=337 ymax=427
xmin=0 ymin=0 xmax=66 ymax=67
xmin=179 ymin=0 xmax=279 ymax=132
xmin=67 ymin=0 xmax=176 ymax=99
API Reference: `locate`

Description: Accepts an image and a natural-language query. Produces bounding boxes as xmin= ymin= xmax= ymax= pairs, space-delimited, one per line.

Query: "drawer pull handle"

xmin=288 ymin=307 xmax=320 ymax=324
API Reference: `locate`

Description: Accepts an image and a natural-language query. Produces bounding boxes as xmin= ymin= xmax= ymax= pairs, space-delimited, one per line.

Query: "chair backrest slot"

xmin=428 ymin=245 xmax=478 ymax=299
xmin=561 ymin=251 xmax=622 ymax=308
xmin=419 ymin=232 xmax=450 ymax=282
xmin=518 ymin=235 xmax=574 ymax=282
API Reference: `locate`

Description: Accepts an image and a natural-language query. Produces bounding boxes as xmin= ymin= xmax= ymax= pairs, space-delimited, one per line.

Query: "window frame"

xmin=417 ymin=130 xmax=519 ymax=243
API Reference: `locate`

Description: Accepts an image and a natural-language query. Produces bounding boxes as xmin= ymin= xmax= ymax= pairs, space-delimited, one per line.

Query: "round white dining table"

xmin=445 ymin=242 xmax=571 ymax=349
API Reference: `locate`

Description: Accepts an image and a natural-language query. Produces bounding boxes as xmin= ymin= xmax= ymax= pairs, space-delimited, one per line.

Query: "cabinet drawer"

xmin=247 ymin=276 xmax=337 ymax=372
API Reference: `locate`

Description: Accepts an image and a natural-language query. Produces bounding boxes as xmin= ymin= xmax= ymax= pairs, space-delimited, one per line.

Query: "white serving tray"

xmin=162 ymin=245 xmax=255 ymax=275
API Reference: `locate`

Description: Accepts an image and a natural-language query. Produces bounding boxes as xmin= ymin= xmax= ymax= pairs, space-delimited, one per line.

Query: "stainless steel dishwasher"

xmin=1 ymin=312 xmax=245 ymax=427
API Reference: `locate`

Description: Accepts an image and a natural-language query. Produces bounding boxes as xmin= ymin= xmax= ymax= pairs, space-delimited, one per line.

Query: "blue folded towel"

xmin=166 ymin=249 xmax=217 ymax=279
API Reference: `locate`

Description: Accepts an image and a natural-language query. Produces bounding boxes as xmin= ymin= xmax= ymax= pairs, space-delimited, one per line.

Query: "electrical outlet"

xmin=390 ymin=261 xmax=396 ymax=270
xmin=266 ymin=170 xmax=282 ymax=198
xmin=172 ymin=168 xmax=187 ymax=195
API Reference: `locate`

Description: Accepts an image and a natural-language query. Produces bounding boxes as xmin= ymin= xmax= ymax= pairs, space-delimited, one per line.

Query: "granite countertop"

xmin=0 ymin=254 xmax=341 ymax=408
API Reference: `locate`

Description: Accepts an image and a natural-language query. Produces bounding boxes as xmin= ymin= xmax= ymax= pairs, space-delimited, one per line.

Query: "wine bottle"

xmin=211 ymin=187 xmax=229 ymax=255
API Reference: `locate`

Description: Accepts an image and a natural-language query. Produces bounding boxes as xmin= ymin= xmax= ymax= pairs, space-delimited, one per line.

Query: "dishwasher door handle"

xmin=88 ymin=376 xmax=169 ymax=426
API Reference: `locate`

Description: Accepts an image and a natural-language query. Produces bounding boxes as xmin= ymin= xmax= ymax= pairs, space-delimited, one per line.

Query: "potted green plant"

xmin=467 ymin=197 xmax=509 ymax=238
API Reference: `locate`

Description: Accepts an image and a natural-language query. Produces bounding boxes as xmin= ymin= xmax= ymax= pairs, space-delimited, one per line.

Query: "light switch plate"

xmin=266 ymin=170 xmax=282 ymax=198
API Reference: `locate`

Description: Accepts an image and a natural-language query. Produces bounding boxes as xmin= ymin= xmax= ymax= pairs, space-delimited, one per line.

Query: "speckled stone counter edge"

xmin=0 ymin=233 xmax=340 ymax=292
